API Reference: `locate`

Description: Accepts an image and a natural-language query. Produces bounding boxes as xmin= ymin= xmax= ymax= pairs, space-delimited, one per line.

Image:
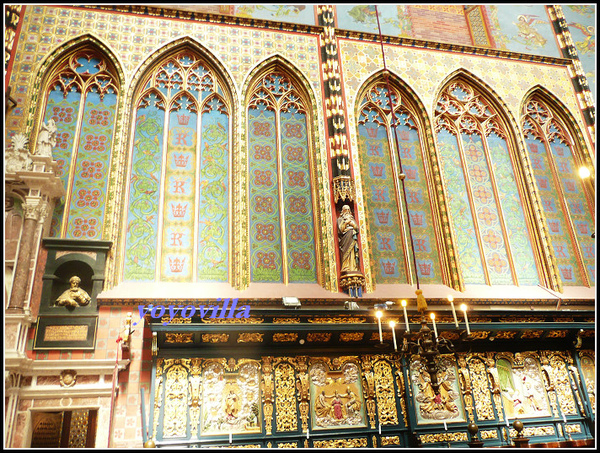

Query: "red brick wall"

xmin=407 ymin=5 xmax=473 ymax=46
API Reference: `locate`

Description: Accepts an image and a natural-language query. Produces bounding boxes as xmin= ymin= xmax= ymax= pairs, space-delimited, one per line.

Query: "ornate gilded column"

xmin=317 ymin=5 xmax=366 ymax=296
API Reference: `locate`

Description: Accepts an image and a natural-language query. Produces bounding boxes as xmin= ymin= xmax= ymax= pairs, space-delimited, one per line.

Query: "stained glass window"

xmin=124 ymin=50 xmax=230 ymax=282
xmin=247 ymin=71 xmax=317 ymax=283
xmin=41 ymin=49 xmax=119 ymax=240
xmin=434 ymin=80 xmax=539 ymax=286
xmin=357 ymin=83 xmax=441 ymax=284
xmin=522 ymin=97 xmax=594 ymax=286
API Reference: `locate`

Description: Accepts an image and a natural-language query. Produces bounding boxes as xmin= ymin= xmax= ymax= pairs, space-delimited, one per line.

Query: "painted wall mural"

xmin=232 ymin=5 xmax=316 ymax=26
xmin=561 ymin=5 xmax=596 ymax=102
xmin=485 ymin=5 xmax=560 ymax=57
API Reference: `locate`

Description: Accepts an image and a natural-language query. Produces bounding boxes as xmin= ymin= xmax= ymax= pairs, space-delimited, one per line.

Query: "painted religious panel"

xmin=497 ymin=356 xmax=551 ymax=419
xmin=410 ymin=356 xmax=466 ymax=424
xmin=309 ymin=360 xmax=367 ymax=430
xmin=201 ymin=360 xmax=262 ymax=435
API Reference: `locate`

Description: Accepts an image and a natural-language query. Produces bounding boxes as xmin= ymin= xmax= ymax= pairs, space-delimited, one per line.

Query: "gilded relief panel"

xmin=579 ymin=352 xmax=595 ymax=415
xmin=309 ymin=359 xmax=367 ymax=430
xmin=497 ymin=354 xmax=551 ymax=419
xmin=201 ymin=360 xmax=262 ymax=435
xmin=410 ymin=355 xmax=465 ymax=424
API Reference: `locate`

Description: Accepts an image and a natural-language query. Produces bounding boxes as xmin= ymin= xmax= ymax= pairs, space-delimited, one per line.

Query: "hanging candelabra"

xmin=373 ymin=6 xmax=473 ymax=396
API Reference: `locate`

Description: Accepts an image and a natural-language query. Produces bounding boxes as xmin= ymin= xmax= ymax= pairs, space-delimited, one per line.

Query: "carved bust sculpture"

xmin=56 ymin=276 xmax=91 ymax=308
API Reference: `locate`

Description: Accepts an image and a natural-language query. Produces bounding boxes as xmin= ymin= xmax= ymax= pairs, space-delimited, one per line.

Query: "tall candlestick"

xmin=444 ymin=421 xmax=447 ymax=431
xmin=376 ymin=310 xmax=383 ymax=343
xmin=448 ymin=295 xmax=459 ymax=327
xmin=389 ymin=321 xmax=397 ymax=351
xmin=460 ymin=304 xmax=470 ymax=335
xmin=379 ymin=423 xmax=381 ymax=435
xmin=401 ymin=299 xmax=410 ymax=332
xmin=430 ymin=313 xmax=438 ymax=339
xmin=307 ymin=429 xmax=309 ymax=439
xmin=229 ymin=433 xmax=232 ymax=444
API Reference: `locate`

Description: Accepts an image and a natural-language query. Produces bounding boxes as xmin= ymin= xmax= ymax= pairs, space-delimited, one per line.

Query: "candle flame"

xmin=448 ymin=295 xmax=454 ymax=302
xmin=389 ymin=320 xmax=396 ymax=328
xmin=401 ymin=299 xmax=407 ymax=307
xmin=376 ymin=310 xmax=383 ymax=318
xmin=460 ymin=303 xmax=467 ymax=311
xmin=430 ymin=312 xmax=435 ymax=320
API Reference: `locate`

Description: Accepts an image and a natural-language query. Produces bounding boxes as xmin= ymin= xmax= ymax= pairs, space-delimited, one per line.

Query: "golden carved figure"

xmin=337 ymin=205 xmax=359 ymax=273
xmin=56 ymin=276 xmax=91 ymax=307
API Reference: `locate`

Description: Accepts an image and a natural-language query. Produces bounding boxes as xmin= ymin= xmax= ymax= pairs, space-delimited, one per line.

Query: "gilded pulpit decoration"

xmin=485 ymin=354 xmax=504 ymax=422
xmin=373 ymin=360 xmax=398 ymax=425
xmin=457 ymin=355 xmax=474 ymax=422
xmin=411 ymin=356 xmax=464 ymax=424
xmin=540 ymin=352 xmax=560 ymax=417
xmin=313 ymin=438 xmax=367 ymax=448
xmin=579 ymin=351 xmax=595 ymax=415
xmin=295 ymin=357 xmax=310 ymax=433
xmin=309 ymin=360 xmax=366 ymax=430
xmin=164 ymin=362 xmax=188 ymax=438
xmin=237 ymin=333 xmax=264 ymax=343
xmin=261 ymin=357 xmax=274 ymax=435
xmin=189 ymin=358 xmax=202 ymax=437
xmin=306 ymin=333 xmax=331 ymax=342
xmin=201 ymin=360 xmax=261 ymax=435
xmin=565 ymin=354 xmax=587 ymax=416
xmin=274 ymin=361 xmax=297 ymax=432
xmin=202 ymin=333 xmax=229 ymax=343
xmin=340 ymin=332 xmax=364 ymax=342
xmin=466 ymin=355 xmax=495 ymax=420
xmin=153 ymin=359 xmax=164 ymax=438
xmin=273 ymin=333 xmax=298 ymax=342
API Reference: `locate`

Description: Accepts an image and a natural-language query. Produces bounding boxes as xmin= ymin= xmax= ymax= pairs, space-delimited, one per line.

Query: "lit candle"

xmin=579 ymin=166 xmax=591 ymax=179
xmin=389 ymin=321 xmax=398 ymax=351
xmin=444 ymin=421 xmax=447 ymax=431
xmin=430 ymin=313 xmax=438 ymax=339
xmin=307 ymin=429 xmax=309 ymax=439
xmin=379 ymin=423 xmax=382 ymax=435
xmin=229 ymin=433 xmax=232 ymax=444
xmin=506 ymin=417 xmax=509 ymax=427
xmin=376 ymin=310 xmax=383 ymax=343
xmin=448 ymin=295 xmax=459 ymax=328
xmin=401 ymin=299 xmax=410 ymax=332
xmin=460 ymin=303 xmax=470 ymax=335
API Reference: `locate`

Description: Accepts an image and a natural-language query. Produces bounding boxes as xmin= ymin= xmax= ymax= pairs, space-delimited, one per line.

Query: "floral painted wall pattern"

xmin=357 ymin=83 xmax=441 ymax=284
xmin=123 ymin=50 xmax=230 ymax=282
xmin=248 ymin=72 xmax=317 ymax=283
xmin=42 ymin=51 xmax=119 ymax=239
xmin=522 ymin=97 xmax=594 ymax=286
xmin=435 ymin=80 xmax=539 ymax=286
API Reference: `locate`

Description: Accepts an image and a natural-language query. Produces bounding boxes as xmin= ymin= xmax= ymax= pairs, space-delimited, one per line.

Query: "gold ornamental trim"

xmin=340 ymin=332 xmax=364 ymax=342
xmin=165 ymin=333 xmax=194 ymax=343
xmin=420 ymin=432 xmax=468 ymax=443
xmin=202 ymin=317 xmax=264 ymax=324
xmin=201 ymin=333 xmax=229 ymax=343
xmin=273 ymin=333 xmax=298 ymax=342
xmin=480 ymin=430 xmax=498 ymax=440
xmin=381 ymin=436 xmax=400 ymax=446
xmin=313 ymin=438 xmax=367 ymax=448
xmin=306 ymin=332 xmax=331 ymax=342
xmin=308 ymin=317 xmax=366 ymax=324
xmin=273 ymin=318 xmax=301 ymax=324
xmin=237 ymin=333 xmax=264 ymax=343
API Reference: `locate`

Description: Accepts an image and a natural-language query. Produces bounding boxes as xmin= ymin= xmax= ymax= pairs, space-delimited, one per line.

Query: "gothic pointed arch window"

xmin=39 ymin=46 xmax=120 ymax=239
xmin=247 ymin=69 xmax=318 ymax=283
xmin=123 ymin=49 xmax=230 ymax=282
xmin=434 ymin=79 xmax=540 ymax=286
xmin=356 ymin=82 xmax=441 ymax=284
xmin=522 ymin=96 xmax=594 ymax=286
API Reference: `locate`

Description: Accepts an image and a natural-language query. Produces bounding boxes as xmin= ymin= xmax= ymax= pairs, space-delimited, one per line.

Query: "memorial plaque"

xmin=44 ymin=325 xmax=89 ymax=342
xmin=34 ymin=316 xmax=97 ymax=350
xmin=30 ymin=412 xmax=63 ymax=448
